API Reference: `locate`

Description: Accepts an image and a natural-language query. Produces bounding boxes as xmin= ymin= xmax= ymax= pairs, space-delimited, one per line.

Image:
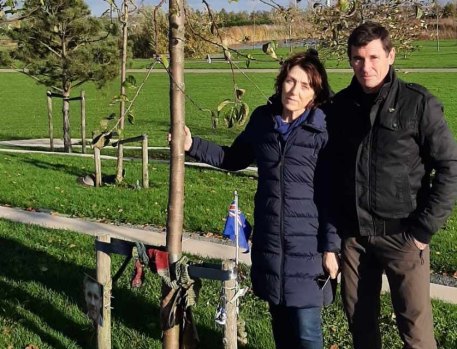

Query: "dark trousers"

xmin=341 ymin=233 xmax=437 ymax=349
xmin=269 ymin=303 xmax=323 ymax=349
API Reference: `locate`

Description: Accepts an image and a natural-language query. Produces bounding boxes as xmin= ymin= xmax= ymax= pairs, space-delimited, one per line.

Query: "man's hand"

xmin=323 ymin=252 xmax=340 ymax=279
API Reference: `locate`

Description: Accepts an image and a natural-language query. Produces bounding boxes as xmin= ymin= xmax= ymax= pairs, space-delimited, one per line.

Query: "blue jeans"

xmin=269 ymin=303 xmax=323 ymax=349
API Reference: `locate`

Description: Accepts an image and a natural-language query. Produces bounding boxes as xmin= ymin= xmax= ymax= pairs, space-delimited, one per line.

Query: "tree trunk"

xmin=116 ymin=0 xmax=129 ymax=183
xmin=163 ymin=0 xmax=186 ymax=348
xmin=62 ymin=89 xmax=72 ymax=153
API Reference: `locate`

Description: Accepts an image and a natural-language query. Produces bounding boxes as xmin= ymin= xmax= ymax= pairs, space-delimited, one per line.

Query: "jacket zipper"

xmin=367 ymin=102 xmax=381 ymax=225
xmin=278 ymin=138 xmax=286 ymax=304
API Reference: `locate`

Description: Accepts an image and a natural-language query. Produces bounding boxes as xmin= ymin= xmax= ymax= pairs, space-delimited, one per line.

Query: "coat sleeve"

xmin=186 ymin=111 xmax=257 ymax=171
xmin=409 ymin=94 xmax=457 ymax=243
xmin=315 ymin=129 xmax=341 ymax=253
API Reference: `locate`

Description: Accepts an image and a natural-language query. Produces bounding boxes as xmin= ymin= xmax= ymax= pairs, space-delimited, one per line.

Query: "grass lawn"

xmin=128 ymin=39 xmax=457 ymax=70
xmin=0 ymin=71 xmax=457 ymax=274
xmin=1 ymin=71 xmax=456 ymax=144
xmin=1 ymin=219 xmax=456 ymax=349
xmin=0 ymin=151 xmax=455 ymax=275
xmin=0 ymin=40 xmax=457 ymax=348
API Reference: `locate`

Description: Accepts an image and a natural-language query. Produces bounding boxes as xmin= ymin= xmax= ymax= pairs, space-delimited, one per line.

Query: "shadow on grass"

xmin=0 ymin=236 xmax=234 ymax=348
xmin=0 ymin=152 xmax=88 ymax=178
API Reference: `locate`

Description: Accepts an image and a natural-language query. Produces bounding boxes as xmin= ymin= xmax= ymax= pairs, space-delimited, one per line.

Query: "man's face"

xmin=85 ymin=282 xmax=101 ymax=319
xmin=349 ymin=39 xmax=395 ymax=94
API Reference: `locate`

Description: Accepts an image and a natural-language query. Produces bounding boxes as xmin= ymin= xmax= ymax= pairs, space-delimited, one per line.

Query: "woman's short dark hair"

xmin=274 ymin=50 xmax=330 ymax=109
xmin=347 ymin=21 xmax=393 ymax=58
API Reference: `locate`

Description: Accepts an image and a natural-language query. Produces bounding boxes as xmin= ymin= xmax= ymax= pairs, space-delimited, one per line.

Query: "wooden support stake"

xmin=94 ymin=147 xmax=102 ymax=187
xmin=96 ymin=234 xmax=112 ymax=349
xmin=223 ymin=260 xmax=237 ymax=349
xmin=47 ymin=91 xmax=54 ymax=151
xmin=81 ymin=90 xmax=86 ymax=154
xmin=142 ymin=134 xmax=149 ymax=188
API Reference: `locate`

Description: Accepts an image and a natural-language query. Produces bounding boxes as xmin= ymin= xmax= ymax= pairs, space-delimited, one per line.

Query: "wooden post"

xmin=142 ymin=134 xmax=149 ymax=188
xmin=47 ymin=91 xmax=54 ymax=151
xmin=223 ymin=260 xmax=237 ymax=349
xmin=81 ymin=90 xmax=86 ymax=154
xmin=96 ymin=234 xmax=112 ymax=349
xmin=94 ymin=147 xmax=102 ymax=187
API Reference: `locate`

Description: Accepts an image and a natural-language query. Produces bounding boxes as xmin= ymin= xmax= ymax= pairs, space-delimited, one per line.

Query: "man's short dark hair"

xmin=347 ymin=22 xmax=393 ymax=58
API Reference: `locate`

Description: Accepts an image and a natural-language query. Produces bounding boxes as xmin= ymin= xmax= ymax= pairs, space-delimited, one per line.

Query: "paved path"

xmin=0 ymin=139 xmax=258 ymax=173
xmin=0 ymin=205 xmax=455 ymax=304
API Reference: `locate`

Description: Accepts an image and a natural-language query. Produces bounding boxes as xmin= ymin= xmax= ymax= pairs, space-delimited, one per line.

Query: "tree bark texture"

xmin=163 ymin=0 xmax=186 ymax=348
xmin=62 ymin=90 xmax=72 ymax=153
xmin=116 ymin=0 xmax=129 ymax=183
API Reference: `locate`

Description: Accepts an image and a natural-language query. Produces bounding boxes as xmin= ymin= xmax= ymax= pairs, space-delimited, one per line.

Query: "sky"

xmin=85 ymin=0 xmax=308 ymax=17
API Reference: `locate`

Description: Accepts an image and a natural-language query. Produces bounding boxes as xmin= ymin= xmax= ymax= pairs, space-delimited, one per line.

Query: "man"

xmin=325 ymin=22 xmax=457 ymax=349
xmin=84 ymin=275 xmax=103 ymax=327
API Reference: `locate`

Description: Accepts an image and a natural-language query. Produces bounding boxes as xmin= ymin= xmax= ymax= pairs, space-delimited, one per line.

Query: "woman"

xmin=182 ymin=51 xmax=339 ymax=349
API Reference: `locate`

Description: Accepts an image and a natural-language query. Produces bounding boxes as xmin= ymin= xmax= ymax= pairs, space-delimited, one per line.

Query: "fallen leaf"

xmin=25 ymin=344 xmax=39 ymax=349
xmin=69 ymin=244 xmax=76 ymax=248
xmin=453 ymin=271 xmax=457 ymax=279
xmin=330 ymin=345 xmax=339 ymax=349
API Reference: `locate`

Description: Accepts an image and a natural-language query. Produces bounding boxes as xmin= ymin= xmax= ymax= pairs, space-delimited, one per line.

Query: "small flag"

xmin=222 ymin=201 xmax=252 ymax=253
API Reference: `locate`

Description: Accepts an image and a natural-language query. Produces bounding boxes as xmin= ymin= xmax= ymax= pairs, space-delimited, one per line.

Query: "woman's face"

xmin=281 ymin=65 xmax=316 ymax=121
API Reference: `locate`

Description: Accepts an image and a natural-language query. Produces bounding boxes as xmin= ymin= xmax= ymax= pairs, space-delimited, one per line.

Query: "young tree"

xmin=8 ymin=0 xmax=119 ymax=152
xmin=163 ymin=1 xmax=186 ymax=347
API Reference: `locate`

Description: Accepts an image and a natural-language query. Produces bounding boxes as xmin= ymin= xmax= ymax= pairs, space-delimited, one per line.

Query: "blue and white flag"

xmin=222 ymin=201 xmax=252 ymax=253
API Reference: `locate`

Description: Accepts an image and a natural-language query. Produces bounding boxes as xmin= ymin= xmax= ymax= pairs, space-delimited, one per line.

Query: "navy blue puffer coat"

xmin=188 ymin=100 xmax=339 ymax=308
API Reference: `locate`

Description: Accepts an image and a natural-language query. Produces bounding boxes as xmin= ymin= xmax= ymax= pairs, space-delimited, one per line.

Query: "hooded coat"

xmin=188 ymin=99 xmax=339 ymax=307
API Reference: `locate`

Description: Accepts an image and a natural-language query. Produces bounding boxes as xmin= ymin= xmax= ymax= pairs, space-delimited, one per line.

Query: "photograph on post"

xmin=83 ymin=274 xmax=103 ymax=327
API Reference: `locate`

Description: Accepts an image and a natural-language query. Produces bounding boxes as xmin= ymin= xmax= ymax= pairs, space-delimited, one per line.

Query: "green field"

xmin=128 ymin=39 xmax=457 ymax=70
xmin=1 ymin=70 xmax=456 ymax=144
xmin=0 ymin=40 xmax=456 ymax=348
xmin=0 ymin=68 xmax=457 ymax=273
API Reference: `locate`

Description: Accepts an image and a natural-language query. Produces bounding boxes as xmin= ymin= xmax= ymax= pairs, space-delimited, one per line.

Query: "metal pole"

xmin=234 ymin=191 xmax=239 ymax=266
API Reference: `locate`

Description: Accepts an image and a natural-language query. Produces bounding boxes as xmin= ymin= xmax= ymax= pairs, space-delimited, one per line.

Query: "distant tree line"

xmin=209 ymin=9 xmax=273 ymax=27
xmin=442 ymin=1 xmax=457 ymax=18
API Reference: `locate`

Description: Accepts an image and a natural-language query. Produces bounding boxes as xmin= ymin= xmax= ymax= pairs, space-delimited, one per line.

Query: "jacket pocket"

xmin=394 ymin=173 xmax=414 ymax=211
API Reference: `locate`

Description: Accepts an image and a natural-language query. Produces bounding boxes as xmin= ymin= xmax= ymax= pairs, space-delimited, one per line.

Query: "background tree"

xmin=311 ymin=0 xmax=435 ymax=62
xmin=8 ymin=0 xmax=119 ymax=153
xmin=129 ymin=4 xmax=217 ymax=59
xmin=442 ymin=1 xmax=456 ymax=17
